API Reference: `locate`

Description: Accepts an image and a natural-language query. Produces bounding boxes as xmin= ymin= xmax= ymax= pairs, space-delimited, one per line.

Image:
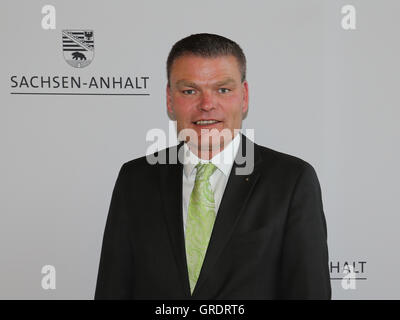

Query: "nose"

xmin=198 ymin=90 xmax=215 ymax=112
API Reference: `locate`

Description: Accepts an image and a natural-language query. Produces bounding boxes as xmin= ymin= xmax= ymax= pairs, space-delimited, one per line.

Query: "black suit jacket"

xmin=95 ymin=135 xmax=331 ymax=299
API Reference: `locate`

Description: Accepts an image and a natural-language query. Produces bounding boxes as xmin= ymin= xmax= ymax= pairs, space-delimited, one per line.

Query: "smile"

xmin=193 ymin=120 xmax=221 ymax=125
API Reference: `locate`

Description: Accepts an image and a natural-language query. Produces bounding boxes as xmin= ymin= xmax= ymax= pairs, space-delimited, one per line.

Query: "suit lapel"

xmin=159 ymin=137 xmax=263 ymax=298
xmin=192 ymin=135 xmax=263 ymax=297
xmin=158 ymin=143 xmax=192 ymax=298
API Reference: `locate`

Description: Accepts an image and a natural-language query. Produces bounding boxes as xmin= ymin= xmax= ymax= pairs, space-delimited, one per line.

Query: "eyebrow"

xmin=175 ymin=80 xmax=199 ymax=88
xmin=214 ymin=78 xmax=236 ymax=87
xmin=175 ymin=77 xmax=237 ymax=88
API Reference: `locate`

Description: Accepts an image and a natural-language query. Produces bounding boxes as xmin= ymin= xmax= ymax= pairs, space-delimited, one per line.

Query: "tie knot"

xmin=195 ymin=163 xmax=217 ymax=181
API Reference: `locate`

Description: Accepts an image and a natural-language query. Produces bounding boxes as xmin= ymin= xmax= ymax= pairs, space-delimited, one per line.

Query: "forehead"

xmin=170 ymin=54 xmax=241 ymax=85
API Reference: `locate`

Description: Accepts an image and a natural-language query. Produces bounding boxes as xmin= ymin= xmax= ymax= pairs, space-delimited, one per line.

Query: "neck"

xmin=186 ymin=133 xmax=239 ymax=160
xmin=187 ymin=144 xmax=224 ymax=160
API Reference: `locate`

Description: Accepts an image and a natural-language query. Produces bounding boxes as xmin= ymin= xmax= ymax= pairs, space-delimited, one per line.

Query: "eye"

xmin=218 ymin=88 xmax=231 ymax=94
xmin=182 ymin=89 xmax=196 ymax=95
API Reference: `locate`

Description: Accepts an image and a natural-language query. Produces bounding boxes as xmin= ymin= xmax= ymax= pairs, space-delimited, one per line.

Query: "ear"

xmin=241 ymin=81 xmax=249 ymax=114
xmin=166 ymin=84 xmax=174 ymax=115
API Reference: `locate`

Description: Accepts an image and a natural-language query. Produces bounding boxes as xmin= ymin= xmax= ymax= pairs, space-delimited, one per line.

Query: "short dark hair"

xmin=167 ymin=33 xmax=246 ymax=85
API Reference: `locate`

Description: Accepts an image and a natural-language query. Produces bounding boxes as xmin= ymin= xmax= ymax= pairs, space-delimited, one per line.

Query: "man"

xmin=95 ymin=33 xmax=331 ymax=299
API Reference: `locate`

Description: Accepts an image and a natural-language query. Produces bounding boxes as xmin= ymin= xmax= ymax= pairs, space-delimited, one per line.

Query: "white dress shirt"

xmin=182 ymin=133 xmax=241 ymax=235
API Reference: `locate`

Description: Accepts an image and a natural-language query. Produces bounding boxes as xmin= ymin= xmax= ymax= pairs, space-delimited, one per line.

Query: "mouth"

xmin=192 ymin=119 xmax=222 ymax=126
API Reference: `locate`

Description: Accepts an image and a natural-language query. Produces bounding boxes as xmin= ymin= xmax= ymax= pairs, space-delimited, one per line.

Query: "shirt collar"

xmin=183 ymin=133 xmax=241 ymax=178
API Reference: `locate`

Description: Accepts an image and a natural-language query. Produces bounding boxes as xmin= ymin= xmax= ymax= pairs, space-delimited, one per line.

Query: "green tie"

xmin=185 ymin=163 xmax=218 ymax=294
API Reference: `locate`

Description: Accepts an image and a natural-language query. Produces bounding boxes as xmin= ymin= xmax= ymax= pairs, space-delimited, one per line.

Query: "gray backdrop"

xmin=1 ymin=0 xmax=399 ymax=299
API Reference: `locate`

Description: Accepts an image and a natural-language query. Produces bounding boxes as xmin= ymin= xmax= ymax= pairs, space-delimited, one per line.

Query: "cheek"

xmin=173 ymin=95 xmax=189 ymax=107
xmin=172 ymin=97 xmax=192 ymax=120
xmin=221 ymin=94 xmax=244 ymax=119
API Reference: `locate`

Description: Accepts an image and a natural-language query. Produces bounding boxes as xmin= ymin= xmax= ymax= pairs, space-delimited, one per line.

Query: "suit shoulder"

xmin=254 ymin=143 xmax=317 ymax=177
xmin=122 ymin=154 xmax=153 ymax=171
xmin=119 ymin=144 xmax=178 ymax=174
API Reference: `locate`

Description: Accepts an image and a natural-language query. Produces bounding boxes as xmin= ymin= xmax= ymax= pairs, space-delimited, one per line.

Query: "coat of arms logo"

xmin=62 ymin=29 xmax=94 ymax=68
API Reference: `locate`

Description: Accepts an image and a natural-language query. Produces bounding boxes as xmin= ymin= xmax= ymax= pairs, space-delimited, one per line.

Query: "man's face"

xmin=167 ymin=54 xmax=249 ymax=156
